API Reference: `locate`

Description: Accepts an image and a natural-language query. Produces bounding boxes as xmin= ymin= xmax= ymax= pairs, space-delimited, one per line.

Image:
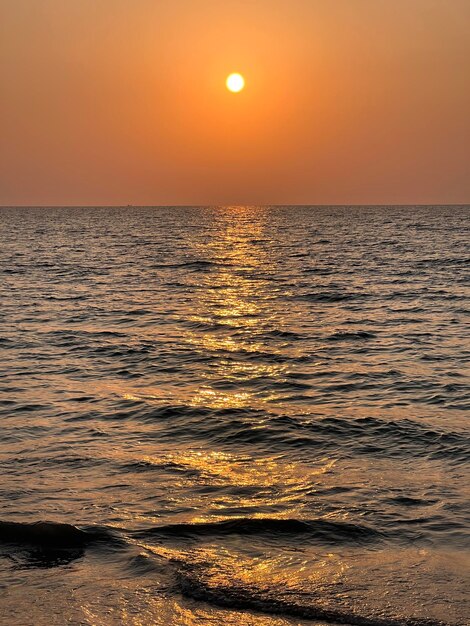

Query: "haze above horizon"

xmin=1 ymin=0 xmax=469 ymax=206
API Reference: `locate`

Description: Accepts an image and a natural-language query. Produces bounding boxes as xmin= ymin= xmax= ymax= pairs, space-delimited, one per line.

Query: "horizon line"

xmin=1 ymin=203 xmax=469 ymax=209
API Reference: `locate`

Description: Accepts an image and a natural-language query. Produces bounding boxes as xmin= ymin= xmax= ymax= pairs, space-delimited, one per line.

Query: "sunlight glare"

xmin=226 ymin=73 xmax=245 ymax=93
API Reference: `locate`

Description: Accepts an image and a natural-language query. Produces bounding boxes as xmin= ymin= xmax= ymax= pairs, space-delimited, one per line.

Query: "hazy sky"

xmin=1 ymin=0 xmax=469 ymax=205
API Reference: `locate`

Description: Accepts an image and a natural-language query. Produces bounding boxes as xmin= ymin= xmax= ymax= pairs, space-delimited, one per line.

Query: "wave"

xmin=176 ymin=568 xmax=455 ymax=626
xmin=415 ymin=257 xmax=469 ymax=267
xmin=139 ymin=408 xmax=469 ymax=463
xmin=43 ymin=294 xmax=87 ymax=301
xmin=0 ymin=520 xmax=115 ymax=549
xmin=0 ymin=518 xmax=462 ymax=625
xmin=262 ymin=329 xmax=304 ymax=339
xmin=327 ymin=330 xmax=377 ymax=341
xmin=182 ymin=319 xmax=240 ymax=333
xmin=97 ymin=403 xmax=470 ymax=464
xmin=296 ymin=291 xmax=359 ymax=302
xmin=151 ymin=260 xmax=227 ymax=270
xmin=135 ymin=517 xmax=382 ymax=544
xmin=280 ymin=416 xmax=470 ymax=462
xmin=302 ymin=267 xmax=334 ymax=275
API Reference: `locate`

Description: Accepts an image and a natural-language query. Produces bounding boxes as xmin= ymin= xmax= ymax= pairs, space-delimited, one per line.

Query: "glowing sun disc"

xmin=226 ymin=73 xmax=245 ymax=93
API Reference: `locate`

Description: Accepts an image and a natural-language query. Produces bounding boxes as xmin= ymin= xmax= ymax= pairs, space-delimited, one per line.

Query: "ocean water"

xmin=0 ymin=205 xmax=468 ymax=626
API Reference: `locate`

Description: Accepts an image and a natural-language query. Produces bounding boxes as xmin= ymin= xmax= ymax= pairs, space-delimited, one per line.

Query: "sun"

xmin=226 ymin=73 xmax=245 ymax=93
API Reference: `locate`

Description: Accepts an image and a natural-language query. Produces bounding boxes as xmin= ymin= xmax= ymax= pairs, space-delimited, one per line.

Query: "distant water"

xmin=0 ymin=206 xmax=469 ymax=626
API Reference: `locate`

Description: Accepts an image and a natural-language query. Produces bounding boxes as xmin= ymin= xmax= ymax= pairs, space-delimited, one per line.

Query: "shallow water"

xmin=0 ymin=206 xmax=469 ymax=626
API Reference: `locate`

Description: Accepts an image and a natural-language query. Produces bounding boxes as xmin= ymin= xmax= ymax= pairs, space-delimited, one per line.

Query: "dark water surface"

xmin=0 ymin=206 xmax=469 ymax=626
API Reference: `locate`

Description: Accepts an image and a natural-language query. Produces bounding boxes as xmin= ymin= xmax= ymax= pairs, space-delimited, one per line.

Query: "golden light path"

xmin=226 ymin=73 xmax=245 ymax=93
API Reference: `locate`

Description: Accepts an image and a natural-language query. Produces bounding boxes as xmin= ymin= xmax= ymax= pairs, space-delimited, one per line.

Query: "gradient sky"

xmin=1 ymin=0 xmax=469 ymax=205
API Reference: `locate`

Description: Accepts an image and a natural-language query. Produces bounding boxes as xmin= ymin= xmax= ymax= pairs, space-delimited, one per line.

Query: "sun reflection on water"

xmin=181 ymin=208 xmax=293 ymax=414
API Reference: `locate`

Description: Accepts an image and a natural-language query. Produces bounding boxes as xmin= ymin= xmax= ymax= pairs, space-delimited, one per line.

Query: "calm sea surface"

xmin=0 ymin=206 xmax=469 ymax=626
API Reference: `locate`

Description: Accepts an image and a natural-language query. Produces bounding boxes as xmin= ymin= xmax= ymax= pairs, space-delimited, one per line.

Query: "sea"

xmin=0 ymin=205 xmax=468 ymax=626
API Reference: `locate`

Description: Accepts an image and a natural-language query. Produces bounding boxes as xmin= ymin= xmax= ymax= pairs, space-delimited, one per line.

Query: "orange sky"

xmin=1 ymin=0 xmax=469 ymax=205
